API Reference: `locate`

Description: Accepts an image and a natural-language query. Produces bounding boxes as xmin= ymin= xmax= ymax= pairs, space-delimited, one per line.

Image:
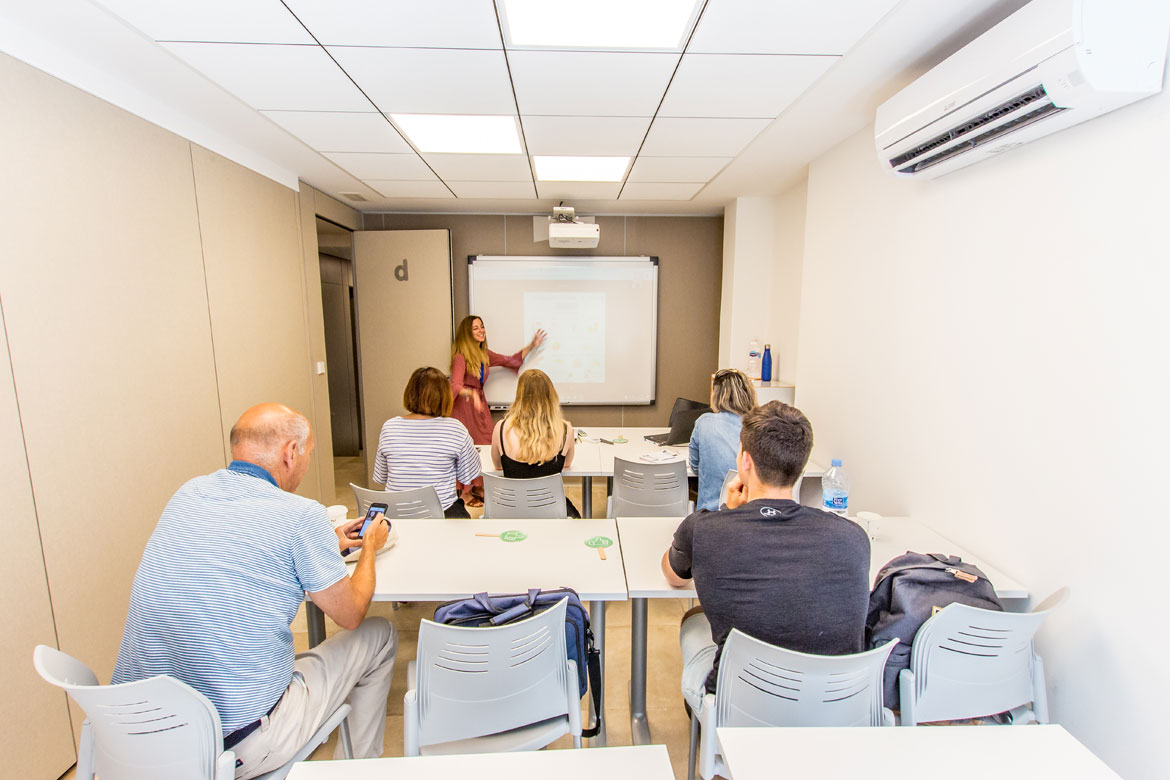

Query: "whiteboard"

xmin=467 ymin=256 xmax=658 ymax=406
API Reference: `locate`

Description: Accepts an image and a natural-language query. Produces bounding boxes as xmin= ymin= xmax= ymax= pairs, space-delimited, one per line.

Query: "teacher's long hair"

xmin=451 ymin=315 xmax=489 ymax=380
xmin=504 ymin=370 xmax=567 ymax=464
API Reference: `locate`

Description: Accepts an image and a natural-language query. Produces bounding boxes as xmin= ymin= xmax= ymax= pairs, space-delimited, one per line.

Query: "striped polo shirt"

xmin=372 ymin=416 xmax=481 ymax=509
xmin=111 ymin=465 xmax=347 ymax=734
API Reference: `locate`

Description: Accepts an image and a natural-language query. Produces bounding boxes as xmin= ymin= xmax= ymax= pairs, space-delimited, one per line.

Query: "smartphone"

xmin=345 ymin=503 xmax=388 ymax=555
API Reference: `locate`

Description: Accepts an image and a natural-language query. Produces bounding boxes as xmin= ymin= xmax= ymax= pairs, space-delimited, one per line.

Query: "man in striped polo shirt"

xmin=112 ymin=403 xmax=397 ymax=778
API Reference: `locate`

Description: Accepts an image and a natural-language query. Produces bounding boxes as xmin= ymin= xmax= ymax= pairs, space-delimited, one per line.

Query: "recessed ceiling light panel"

xmin=533 ymin=156 xmax=631 ymax=182
xmin=389 ymin=114 xmax=523 ymax=154
xmin=500 ymin=0 xmax=703 ymax=51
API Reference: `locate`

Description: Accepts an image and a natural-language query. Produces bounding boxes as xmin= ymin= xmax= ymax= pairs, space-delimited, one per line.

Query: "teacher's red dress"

xmin=450 ymin=349 xmax=523 ymax=445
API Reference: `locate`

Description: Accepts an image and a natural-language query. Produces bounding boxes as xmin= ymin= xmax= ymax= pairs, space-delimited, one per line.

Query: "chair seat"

xmin=419 ymin=715 xmax=571 ymax=756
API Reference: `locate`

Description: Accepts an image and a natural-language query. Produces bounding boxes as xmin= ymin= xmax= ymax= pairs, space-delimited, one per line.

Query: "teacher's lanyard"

xmin=479 ymin=362 xmax=485 ymax=385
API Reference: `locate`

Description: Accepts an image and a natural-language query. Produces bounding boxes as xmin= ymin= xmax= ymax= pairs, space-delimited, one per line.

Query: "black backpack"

xmin=866 ymin=552 xmax=1002 ymax=710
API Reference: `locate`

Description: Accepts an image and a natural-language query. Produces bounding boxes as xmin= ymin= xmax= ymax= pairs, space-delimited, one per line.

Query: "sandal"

xmin=465 ymin=494 xmax=484 ymax=508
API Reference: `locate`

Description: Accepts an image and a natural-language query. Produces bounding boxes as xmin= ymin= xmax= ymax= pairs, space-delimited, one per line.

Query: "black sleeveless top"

xmin=500 ymin=423 xmax=570 ymax=478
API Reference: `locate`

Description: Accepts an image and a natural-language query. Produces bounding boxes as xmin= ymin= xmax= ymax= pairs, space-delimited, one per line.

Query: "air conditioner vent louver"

xmin=888 ymin=85 xmax=1052 ymax=168
xmin=898 ymin=99 xmax=1065 ymax=174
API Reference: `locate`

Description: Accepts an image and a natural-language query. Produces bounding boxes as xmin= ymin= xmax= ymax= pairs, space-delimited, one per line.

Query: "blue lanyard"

xmin=227 ymin=460 xmax=278 ymax=488
xmin=479 ymin=361 xmax=485 ymax=384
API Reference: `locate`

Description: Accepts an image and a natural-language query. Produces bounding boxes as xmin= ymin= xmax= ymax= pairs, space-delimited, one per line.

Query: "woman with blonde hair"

xmin=451 ymin=314 xmax=545 ymax=505
xmin=490 ymin=369 xmax=579 ymax=517
xmin=688 ymin=368 xmax=758 ymax=512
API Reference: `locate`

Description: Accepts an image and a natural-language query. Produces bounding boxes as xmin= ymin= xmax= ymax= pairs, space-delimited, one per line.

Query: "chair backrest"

xmin=34 ymin=645 xmax=223 ymax=780
xmin=714 ymin=630 xmax=899 ymax=728
xmin=611 ymin=457 xmax=689 ymax=517
xmin=351 ymin=483 xmax=443 ymax=519
xmin=905 ymin=597 xmax=1059 ymax=724
xmin=414 ymin=598 xmax=572 ymax=749
xmin=482 ymin=473 xmax=568 ymax=519
xmin=718 ymin=469 xmax=738 ymax=507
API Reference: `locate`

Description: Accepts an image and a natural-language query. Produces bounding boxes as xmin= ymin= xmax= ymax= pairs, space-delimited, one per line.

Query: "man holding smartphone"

xmin=112 ymin=403 xmax=397 ymax=779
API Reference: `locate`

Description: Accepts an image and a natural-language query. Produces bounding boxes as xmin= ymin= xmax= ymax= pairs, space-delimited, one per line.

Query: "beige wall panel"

xmin=298 ymin=188 xmax=335 ymax=504
xmin=312 ymin=188 xmax=362 ymax=231
xmin=374 ymin=214 xmax=722 ymax=428
xmin=191 ymin=147 xmax=320 ymax=500
xmin=0 ymin=312 xmax=76 ymax=779
xmin=353 ymin=230 xmax=452 ymax=483
xmin=0 ymin=54 xmax=226 ymax=727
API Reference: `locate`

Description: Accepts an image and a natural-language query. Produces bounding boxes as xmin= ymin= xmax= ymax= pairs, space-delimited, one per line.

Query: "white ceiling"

xmin=0 ymin=0 xmax=1032 ymax=215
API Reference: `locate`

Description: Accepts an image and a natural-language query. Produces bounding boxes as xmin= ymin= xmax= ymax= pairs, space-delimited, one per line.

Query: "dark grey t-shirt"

xmin=668 ymin=498 xmax=871 ymax=692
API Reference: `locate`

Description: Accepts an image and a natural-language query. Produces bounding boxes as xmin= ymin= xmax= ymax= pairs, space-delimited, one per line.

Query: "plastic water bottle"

xmin=747 ymin=338 xmax=762 ymax=379
xmin=761 ymin=344 xmax=772 ymax=382
xmin=822 ymin=459 xmax=849 ymax=516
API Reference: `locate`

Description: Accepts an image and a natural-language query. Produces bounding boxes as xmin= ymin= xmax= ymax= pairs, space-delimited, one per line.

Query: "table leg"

xmin=588 ymin=601 xmax=607 ymax=747
xmin=582 ymin=476 xmax=593 ymax=518
xmin=629 ymin=597 xmax=652 ymax=745
xmin=306 ymin=602 xmax=326 ymax=648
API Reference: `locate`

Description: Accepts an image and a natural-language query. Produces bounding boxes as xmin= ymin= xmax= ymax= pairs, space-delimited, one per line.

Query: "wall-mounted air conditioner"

xmin=875 ymin=0 xmax=1169 ymax=178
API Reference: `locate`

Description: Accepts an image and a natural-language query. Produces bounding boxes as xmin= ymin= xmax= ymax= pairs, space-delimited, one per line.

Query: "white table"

xmin=306 ymin=518 xmax=628 ymax=744
xmin=285 ymin=744 xmax=674 ymax=780
xmin=615 ymin=515 xmax=1029 ymax=745
xmin=716 ymin=725 xmax=1119 ymax=779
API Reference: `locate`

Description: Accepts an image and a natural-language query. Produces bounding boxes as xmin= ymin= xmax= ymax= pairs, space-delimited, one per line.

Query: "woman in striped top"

xmin=372 ymin=367 xmax=481 ymax=518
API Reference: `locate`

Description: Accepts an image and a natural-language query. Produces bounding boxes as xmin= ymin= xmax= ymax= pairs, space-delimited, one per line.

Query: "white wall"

xmin=718 ymin=197 xmax=776 ymax=375
xmin=790 ymin=85 xmax=1170 ymax=776
xmin=769 ymin=181 xmax=808 ymax=386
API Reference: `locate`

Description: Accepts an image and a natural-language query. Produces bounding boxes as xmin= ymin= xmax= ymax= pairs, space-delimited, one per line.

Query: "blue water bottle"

xmin=761 ymin=344 xmax=772 ymax=382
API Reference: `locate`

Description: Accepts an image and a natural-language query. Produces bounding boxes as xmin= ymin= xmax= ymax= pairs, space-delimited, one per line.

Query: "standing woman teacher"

xmin=450 ymin=314 xmax=546 ymax=505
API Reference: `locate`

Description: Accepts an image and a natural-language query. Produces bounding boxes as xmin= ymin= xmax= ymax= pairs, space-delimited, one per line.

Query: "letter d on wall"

xmin=395 ymin=258 xmax=409 ymax=281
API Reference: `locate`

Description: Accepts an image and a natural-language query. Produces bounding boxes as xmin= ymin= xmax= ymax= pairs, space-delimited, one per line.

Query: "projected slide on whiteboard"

xmin=468 ymin=256 xmax=657 ymax=405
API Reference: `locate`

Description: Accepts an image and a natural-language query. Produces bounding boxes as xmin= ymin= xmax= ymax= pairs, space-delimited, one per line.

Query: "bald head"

xmin=230 ymin=403 xmax=312 ymax=478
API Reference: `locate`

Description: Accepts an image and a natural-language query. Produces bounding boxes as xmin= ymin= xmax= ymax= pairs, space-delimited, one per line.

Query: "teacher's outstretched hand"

xmin=522 ymin=328 xmax=547 ymax=359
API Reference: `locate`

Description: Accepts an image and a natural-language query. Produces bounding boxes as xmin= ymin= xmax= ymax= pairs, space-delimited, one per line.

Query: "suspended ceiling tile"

xmin=620 ymin=182 xmax=704 ymax=200
xmin=261 ymin=111 xmax=412 ymax=153
xmin=522 ymin=116 xmax=652 ymax=156
xmin=161 ymin=42 xmax=370 ymax=111
xmin=535 ymin=182 xmax=622 ymax=200
xmin=93 ymin=0 xmax=314 ymax=44
xmin=422 ymin=154 xmax=531 ymax=182
xmin=448 ymin=181 xmax=538 ymax=199
xmin=324 ymin=152 xmax=435 ymax=180
xmin=659 ymin=54 xmax=836 ymax=118
xmin=327 ymin=47 xmax=515 ymax=114
xmin=509 ymin=51 xmax=678 ymax=116
xmin=640 ymin=117 xmax=769 ymax=157
xmin=627 ymin=156 xmax=730 ymax=182
xmin=688 ymin=0 xmax=902 ymax=55
xmin=366 ymin=180 xmax=454 ymax=198
xmin=284 ymin=0 xmax=502 ymax=48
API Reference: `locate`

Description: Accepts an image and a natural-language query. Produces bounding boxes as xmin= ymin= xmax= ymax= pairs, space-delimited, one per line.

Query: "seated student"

xmin=662 ymin=401 xmax=870 ymax=715
xmin=373 ymin=366 xmax=481 ymax=518
xmin=113 ymin=403 xmax=396 ymax=779
xmin=490 ymin=369 xmax=580 ymax=517
xmin=689 ymin=368 xmax=757 ymax=511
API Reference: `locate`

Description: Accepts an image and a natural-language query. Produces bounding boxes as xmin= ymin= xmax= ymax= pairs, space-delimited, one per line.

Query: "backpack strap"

xmin=580 ymin=632 xmax=603 ymax=739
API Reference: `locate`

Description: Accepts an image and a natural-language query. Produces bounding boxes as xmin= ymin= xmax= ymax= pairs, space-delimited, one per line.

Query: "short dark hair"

xmin=739 ymin=401 xmax=813 ymax=488
xmin=403 ymin=367 xmax=453 ymax=417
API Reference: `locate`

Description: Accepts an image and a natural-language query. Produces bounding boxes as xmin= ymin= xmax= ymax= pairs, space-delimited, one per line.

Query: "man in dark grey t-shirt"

xmin=661 ymin=401 xmax=870 ymax=711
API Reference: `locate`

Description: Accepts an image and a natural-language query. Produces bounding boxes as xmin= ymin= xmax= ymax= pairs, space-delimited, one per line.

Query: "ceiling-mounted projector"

xmin=548 ymin=220 xmax=600 ymax=248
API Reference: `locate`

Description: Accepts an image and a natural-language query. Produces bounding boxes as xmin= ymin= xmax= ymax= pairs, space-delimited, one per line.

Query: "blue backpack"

xmin=433 ymin=587 xmax=602 ymax=737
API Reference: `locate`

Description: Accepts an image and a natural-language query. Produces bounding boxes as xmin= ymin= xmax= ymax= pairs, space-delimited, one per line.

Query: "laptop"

xmin=644 ymin=397 xmax=711 ymax=445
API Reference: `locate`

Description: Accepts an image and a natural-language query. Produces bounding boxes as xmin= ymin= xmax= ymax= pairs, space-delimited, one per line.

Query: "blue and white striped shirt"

xmin=111 ymin=465 xmax=347 ymax=734
xmin=372 ymin=416 xmax=481 ymax=509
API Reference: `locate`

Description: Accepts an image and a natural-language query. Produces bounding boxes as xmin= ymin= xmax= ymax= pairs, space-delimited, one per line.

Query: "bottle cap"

xmin=831 ymin=459 xmax=842 ymax=467
xmin=764 ymin=343 xmax=770 ymax=348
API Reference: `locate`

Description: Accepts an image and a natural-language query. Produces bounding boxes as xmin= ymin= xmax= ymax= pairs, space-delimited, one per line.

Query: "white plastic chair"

xmin=404 ymin=598 xmax=581 ymax=756
xmin=899 ymin=587 xmax=1068 ymax=726
xmin=607 ymin=457 xmax=693 ymax=517
xmin=482 ymin=473 xmax=569 ymax=518
xmin=717 ymin=469 xmax=737 ymax=507
xmin=351 ymin=483 xmax=443 ymax=518
xmin=34 ymin=645 xmax=352 ymax=780
xmin=691 ymin=631 xmax=899 ymax=780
